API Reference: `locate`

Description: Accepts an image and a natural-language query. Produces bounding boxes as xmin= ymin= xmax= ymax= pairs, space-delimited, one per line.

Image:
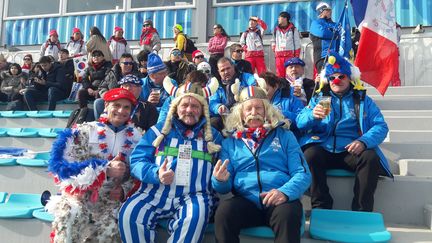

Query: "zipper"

xmin=332 ymin=96 xmax=343 ymax=153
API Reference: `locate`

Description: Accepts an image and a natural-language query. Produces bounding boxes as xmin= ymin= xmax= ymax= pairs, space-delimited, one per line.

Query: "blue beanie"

xmin=147 ymin=53 xmax=166 ymax=75
xmin=284 ymin=57 xmax=305 ymax=67
xmin=324 ymin=51 xmax=352 ymax=78
xmin=118 ymin=74 xmax=143 ymax=86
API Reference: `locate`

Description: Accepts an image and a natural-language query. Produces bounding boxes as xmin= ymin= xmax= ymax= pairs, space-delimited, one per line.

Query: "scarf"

xmin=108 ymin=36 xmax=127 ymax=46
xmin=235 ymin=126 xmax=269 ymax=151
xmin=140 ymin=27 xmax=158 ymax=46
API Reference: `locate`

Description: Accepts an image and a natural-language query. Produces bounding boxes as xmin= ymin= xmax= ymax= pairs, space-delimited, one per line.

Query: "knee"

xmin=358 ymin=149 xmax=380 ymax=169
xmin=303 ymin=145 xmax=324 ymax=166
xmin=214 ymin=201 xmax=236 ymax=225
xmin=272 ymin=202 xmax=303 ymax=224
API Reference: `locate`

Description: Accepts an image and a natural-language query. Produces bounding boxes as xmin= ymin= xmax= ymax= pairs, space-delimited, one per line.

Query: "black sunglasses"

xmin=121 ymin=62 xmax=134 ymax=65
xmin=328 ymin=74 xmax=346 ymax=81
xmin=234 ymin=50 xmax=243 ymax=53
xmin=195 ymin=55 xmax=204 ymax=59
xmin=143 ymin=24 xmax=151 ymax=27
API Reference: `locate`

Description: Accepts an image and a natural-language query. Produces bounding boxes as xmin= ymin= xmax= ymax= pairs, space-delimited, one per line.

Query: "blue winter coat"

xmin=140 ymin=77 xmax=178 ymax=111
xmin=296 ymin=90 xmax=392 ymax=177
xmin=209 ymin=72 xmax=256 ymax=116
xmin=270 ymin=87 xmax=304 ymax=128
xmin=212 ymin=126 xmax=311 ymax=208
xmin=310 ymin=18 xmax=340 ymax=59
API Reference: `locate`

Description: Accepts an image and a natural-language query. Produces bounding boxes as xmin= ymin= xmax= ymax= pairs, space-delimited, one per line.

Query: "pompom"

xmin=328 ymin=56 xmax=336 ymax=65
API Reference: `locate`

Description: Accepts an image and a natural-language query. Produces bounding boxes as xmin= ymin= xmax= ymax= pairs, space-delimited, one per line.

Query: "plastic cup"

xmin=319 ymin=96 xmax=332 ymax=116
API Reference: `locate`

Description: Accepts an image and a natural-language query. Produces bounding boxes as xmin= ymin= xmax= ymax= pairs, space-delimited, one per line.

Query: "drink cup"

xmin=293 ymin=78 xmax=303 ymax=96
xmin=319 ymin=96 xmax=332 ymax=116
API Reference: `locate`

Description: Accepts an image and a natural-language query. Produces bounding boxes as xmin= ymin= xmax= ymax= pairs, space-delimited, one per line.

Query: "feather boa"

xmin=49 ymin=128 xmax=108 ymax=195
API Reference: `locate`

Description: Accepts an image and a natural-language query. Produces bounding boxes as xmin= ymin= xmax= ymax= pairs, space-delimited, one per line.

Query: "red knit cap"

xmin=114 ymin=26 xmax=123 ymax=32
xmin=49 ymin=29 xmax=58 ymax=37
xmin=72 ymin=27 xmax=81 ymax=34
xmin=192 ymin=50 xmax=204 ymax=59
xmin=103 ymin=88 xmax=137 ymax=106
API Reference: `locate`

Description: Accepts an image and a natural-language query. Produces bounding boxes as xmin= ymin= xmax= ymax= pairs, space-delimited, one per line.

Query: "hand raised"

xmin=213 ymin=159 xmax=230 ymax=182
xmin=158 ymin=158 xmax=175 ymax=185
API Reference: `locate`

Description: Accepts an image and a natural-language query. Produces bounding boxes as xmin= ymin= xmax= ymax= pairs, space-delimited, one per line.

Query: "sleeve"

xmin=40 ymin=43 xmax=46 ymax=57
xmin=126 ymin=43 xmax=131 ymax=55
xmin=209 ymin=88 xmax=223 ymax=116
xmin=271 ymin=28 xmax=276 ymax=51
xmin=98 ymin=70 xmax=114 ymax=96
xmin=293 ymin=28 xmax=301 ymax=56
xmin=129 ymin=127 xmax=161 ymax=184
xmin=208 ymin=37 xmax=216 ymax=53
xmin=86 ymin=37 xmax=96 ymax=53
xmin=152 ymin=33 xmax=161 ymax=52
xmin=81 ymin=68 xmax=92 ymax=89
xmin=257 ymin=19 xmax=268 ymax=32
xmin=310 ymin=20 xmax=335 ymax=40
xmin=177 ymin=34 xmax=187 ymax=52
xmin=295 ymin=96 xmax=323 ymax=131
xmin=239 ymin=32 xmax=247 ymax=46
xmin=282 ymin=95 xmax=304 ymax=125
xmin=277 ymin=131 xmax=311 ymax=201
xmin=157 ymin=97 xmax=171 ymax=124
xmin=211 ymin=139 xmax=234 ymax=194
xmin=357 ymin=97 xmax=389 ymax=148
xmin=46 ymin=67 xmax=66 ymax=90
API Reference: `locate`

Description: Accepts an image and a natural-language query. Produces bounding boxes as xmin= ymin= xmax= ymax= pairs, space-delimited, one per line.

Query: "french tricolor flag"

xmin=351 ymin=0 xmax=398 ymax=95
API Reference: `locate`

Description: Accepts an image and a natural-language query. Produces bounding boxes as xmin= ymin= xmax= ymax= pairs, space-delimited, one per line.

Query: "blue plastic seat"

xmin=16 ymin=152 xmax=50 ymax=167
xmin=38 ymin=128 xmax=63 ymax=138
xmin=0 ymin=193 xmax=44 ymax=218
xmin=32 ymin=209 xmax=54 ymax=222
xmin=0 ymin=128 xmax=7 ymax=137
xmin=53 ymin=110 xmax=73 ymax=118
xmin=0 ymin=158 xmax=18 ymax=166
xmin=158 ymin=219 xmax=215 ymax=233
xmin=6 ymin=128 xmax=40 ymax=137
xmin=0 ymin=111 xmax=27 ymax=118
xmin=26 ymin=111 xmax=54 ymax=118
xmin=327 ymin=169 xmax=355 ymax=177
xmin=240 ymin=210 xmax=305 ymax=238
xmin=0 ymin=192 xmax=7 ymax=203
xmin=309 ymin=209 xmax=391 ymax=243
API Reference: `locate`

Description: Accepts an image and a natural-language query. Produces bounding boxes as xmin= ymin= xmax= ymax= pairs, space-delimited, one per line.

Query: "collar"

xmin=172 ymin=116 xmax=207 ymax=140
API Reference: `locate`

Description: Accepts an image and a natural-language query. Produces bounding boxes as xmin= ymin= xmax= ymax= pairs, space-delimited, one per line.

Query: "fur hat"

xmin=152 ymin=76 xmax=220 ymax=154
xmin=147 ymin=53 xmax=166 ymax=74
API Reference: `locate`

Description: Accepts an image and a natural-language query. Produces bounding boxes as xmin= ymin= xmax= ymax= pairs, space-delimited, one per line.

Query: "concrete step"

xmin=375 ymin=98 xmax=432 ymax=110
xmin=370 ymin=94 xmax=432 ymax=100
xmin=398 ymin=159 xmax=432 ymax=176
xmin=325 ymin=175 xmax=432 ymax=226
xmin=382 ymin=110 xmax=432 ymax=116
xmin=385 ymin=130 xmax=432 ymax=143
xmin=0 ymin=137 xmax=54 ymax=151
xmin=381 ymin=142 xmax=432 ymax=161
xmin=0 ymin=117 xmax=67 ymax=129
xmin=0 ymin=166 xmax=57 ymax=195
xmin=385 ymin=116 xmax=432 ymax=130
xmin=367 ymin=86 xmax=432 ymax=96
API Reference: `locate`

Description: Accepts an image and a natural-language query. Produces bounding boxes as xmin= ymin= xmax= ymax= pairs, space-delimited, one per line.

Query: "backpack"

xmin=66 ymin=107 xmax=95 ymax=128
xmin=184 ymin=35 xmax=197 ymax=54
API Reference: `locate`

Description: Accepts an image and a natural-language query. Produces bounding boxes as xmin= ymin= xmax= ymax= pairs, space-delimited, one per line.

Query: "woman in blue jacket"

xmin=296 ymin=51 xmax=392 ymax=212
xmin=212 ymin=86 xmax=311 ymax=243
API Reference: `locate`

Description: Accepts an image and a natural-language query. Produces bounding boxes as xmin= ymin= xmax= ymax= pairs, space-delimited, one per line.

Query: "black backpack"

xmin=66 ymin=107 xmax=95 ymax=128
xmin=184 ymin=35 xmax=197 ymax=54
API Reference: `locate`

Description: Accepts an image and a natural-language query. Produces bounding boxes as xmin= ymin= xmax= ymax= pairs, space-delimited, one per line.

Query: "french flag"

xmin=351 ymin=0 xmax=398 ymax=95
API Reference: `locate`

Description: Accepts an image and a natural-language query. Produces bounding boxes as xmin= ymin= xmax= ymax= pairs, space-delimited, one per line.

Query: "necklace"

xmin=97 ymin=116 xmax=135 ymax=160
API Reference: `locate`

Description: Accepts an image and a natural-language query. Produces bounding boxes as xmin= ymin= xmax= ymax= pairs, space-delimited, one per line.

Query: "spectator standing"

xmin=66 ymin=27 xmax=87 ymax=57
xmin=40 ymin=30 xmax=62 ymax=61
xmin=108 ymin=26 xmax=130 ymax=65
xmin=139 ymin=20 xmax=161 ymax=53
xmin=208 ymin=24 xmax=229 ymax=78
xmin=86 ymin=26 xmax=112 ymax=63
xmin=173 ymin=24 xmax=189 ymax=60
xmin=240 ymin=16 xmax=268 ymax=74
xmin=21 ymin=54 xmax=33 ymax=74
xmin=229 ymin=43 xmax=253 ymax=74
xmin=309 ymin=2 xmax=340 ymax=71
xmin=271 ymin=12 xmax=301 ymax=78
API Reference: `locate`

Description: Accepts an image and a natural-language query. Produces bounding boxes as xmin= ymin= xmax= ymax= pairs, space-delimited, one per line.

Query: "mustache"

xmin=245 ymin=114 xmax=264 ymax=123
xmin=180 ymin=113 xmax=200 ymax=122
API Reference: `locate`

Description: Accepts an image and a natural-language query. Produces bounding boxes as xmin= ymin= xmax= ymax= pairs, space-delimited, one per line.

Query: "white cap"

xmin=197 ymin=62 xmax=211 ymax=75
xmin=316 ymin=2 xmax=332 ymax=14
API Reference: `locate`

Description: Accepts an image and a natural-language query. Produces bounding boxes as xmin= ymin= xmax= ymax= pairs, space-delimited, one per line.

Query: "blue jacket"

xmin=157 ymin=96 xmax=173 ymax=123
xmin=130 ymin=117 xmax=223 ymax=196
xmin=140 ymin=76 xmax=178 ymax=111
xmin=310 ymin=18 xmax=340 ymax=59
xmin=270 ymin=87 xmax=304 ymax=128
xmin=209 ymin=72 xmax=256 ymax=116
xmin=212 ymin=126 xmax=311 ymax=208
xmin=296 ymin=90 xmax=392 ymax=177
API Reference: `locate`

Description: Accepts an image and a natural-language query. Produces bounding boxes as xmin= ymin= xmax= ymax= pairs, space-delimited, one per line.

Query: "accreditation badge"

xmin=175 ymin=144 xmax=192 ymax=186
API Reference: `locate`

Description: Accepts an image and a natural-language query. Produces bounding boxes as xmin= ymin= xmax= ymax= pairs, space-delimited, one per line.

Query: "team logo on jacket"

xmin=270 ymin=138 xmax=282 ymax=151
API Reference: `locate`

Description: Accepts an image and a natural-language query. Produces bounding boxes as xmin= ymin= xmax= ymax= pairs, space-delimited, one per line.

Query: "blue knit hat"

xmin=284 ymin=57 xmax=305 ymax=67
xmin=118 ymin=74 xmax=143 ymax=86
xmin=147 ymin=53 xmax=166 ymax=75
xmin=324 ymin=51 xmax=352 ymax=78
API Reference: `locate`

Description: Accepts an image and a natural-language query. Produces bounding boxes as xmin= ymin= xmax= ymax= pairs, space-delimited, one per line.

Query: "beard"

xmin=180 ymin=113 xmax=200 ymax=124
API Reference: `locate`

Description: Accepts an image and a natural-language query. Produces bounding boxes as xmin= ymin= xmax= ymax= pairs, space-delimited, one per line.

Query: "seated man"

xmin=57 ymin=48 xmax=75 ymax=82
xmin=141 ymin=53 xmax=177 ymax=112
xmin=210 ymin=57 xmax=256 ymax=130
xmin=229 ymin=43 xmax=253 ymax=74
xmin=119 ymin=79 xmax=222 ymax=243
xmin=165 ymin=48 xmax=196 ymax=85
xmin=284 ymin=57 xmax=315 ymax=105
xmin=23 ymin=56 xmax=70 ymax=110
xmin=296 ymin=51 xmax=391 ymax=211
xmin=47 ymin=88 xmax=142 ymax=242
xmin=212 ymin=85 xmax=311 ymax=243
xmin=118 ymin=74 xmax=158 ymax=131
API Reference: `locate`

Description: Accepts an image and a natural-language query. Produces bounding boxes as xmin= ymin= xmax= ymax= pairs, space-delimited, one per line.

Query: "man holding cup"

xmin=296 ymin=51 xmax=392 ymax=212
xmin=284 ymin=57 xmax=315 ymax=105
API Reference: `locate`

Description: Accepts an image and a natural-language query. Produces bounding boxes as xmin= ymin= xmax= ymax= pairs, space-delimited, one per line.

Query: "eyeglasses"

xmin=171 ymin=51 xmax=182 ymax=56
xmin=328 ymin=74 xmax=346 ymax=81
xmin=234 ymin=50 xmax=243 ymax=53
xmin=195 ymin=55 xmax=204 ymax=59
xmin=121 ymin=62 xmax=134 ymax=66
xmin=143 ymin=24 xmax=151 ymax=27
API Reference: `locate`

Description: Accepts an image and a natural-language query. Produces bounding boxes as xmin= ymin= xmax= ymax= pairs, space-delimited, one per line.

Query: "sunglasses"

xmin=195 ymin=55 xmax=204 ymax=59
xmin=328 ymin=74 xmax=346 ymax=81
xmin=143 ymin=24 xmax=151 ymax=27
xmin=200 ymin=69 xmax=210 ymax=74
xmin=121 ymin=62 xmax=134 ymax=66
xmin=172 ymin=51 xmax=182 ymax=56
xmin=234 ymin=50 xmax=243 ymax=53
